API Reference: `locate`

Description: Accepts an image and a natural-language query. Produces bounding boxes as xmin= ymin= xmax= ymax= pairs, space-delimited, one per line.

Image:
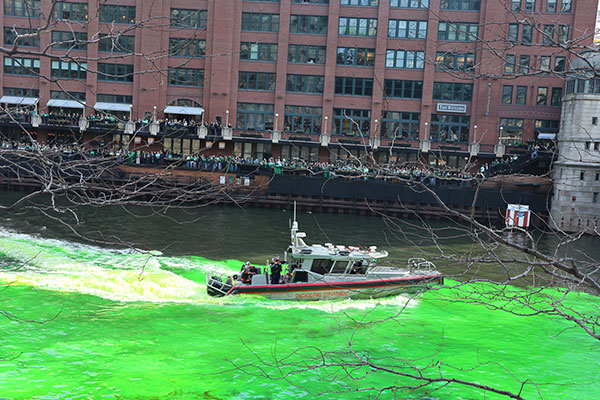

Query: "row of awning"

xmin=0 ymin=96 xmax=204 ymax=115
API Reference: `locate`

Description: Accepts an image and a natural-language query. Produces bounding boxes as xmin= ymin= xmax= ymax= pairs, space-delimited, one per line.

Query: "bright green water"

xmin=0 ymin=225 xmax=598 ymax=400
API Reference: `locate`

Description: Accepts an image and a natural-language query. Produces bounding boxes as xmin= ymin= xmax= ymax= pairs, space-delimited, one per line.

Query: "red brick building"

xmin=0 ymin=0 xmax=596 ymax=167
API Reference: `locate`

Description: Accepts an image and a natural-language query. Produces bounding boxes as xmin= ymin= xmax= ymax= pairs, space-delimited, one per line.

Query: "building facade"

xmin=0 ymin=0 xmax=596 ymax=166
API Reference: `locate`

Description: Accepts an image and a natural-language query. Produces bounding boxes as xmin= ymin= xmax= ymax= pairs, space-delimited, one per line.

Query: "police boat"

xmin=206 ymin=209 xmax=443 ymax=301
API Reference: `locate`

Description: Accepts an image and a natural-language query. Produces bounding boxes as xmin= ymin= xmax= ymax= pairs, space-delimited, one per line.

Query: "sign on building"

xmin=436 ymin=103 xmax=467 ymax=113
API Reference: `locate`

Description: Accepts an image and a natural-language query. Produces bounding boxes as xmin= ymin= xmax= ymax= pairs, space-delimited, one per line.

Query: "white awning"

xmin=537 ymin=133 xmax=556 ymax=140
xmin=94 ymin=102 xmax=132 ymax=112
xmin=0 ymin=96 xmax=38 ymax=106
xmin=164 ymin=105 xmax=204 ymax=116
xmin=47 ymin=99 xmax=85 ymax=109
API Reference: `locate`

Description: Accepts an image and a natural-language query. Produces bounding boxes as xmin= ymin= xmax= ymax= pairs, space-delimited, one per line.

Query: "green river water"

xmin=0 ymin=200 xmax=598 ymax=399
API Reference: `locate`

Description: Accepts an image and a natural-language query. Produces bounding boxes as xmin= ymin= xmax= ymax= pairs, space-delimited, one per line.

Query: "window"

xmin=4 ymin=0 xmax=40 ymax=17
xmin=558 ymin=25 xmax=569 ymax=44
xmin=98 ymin=34 xmax=134 ymax=53
xmin=536 ymin=87 xmax=548 ymax=105
xmin=430 ymin=114 xmax=470 ymax=143
xmin=594 ymin=193 xmax=599 ymax=203
xmin=551 ymin=87 xmax=563 ymax=106
xmin=286 ymin=74 xmax=324 ymax=93
xmin=518 ymin=55 xmax=530 ymax=74
xmin=508 ymin=24 xmax=519 ymax=42
xmin=50 ymin=61 xmax=87 ymax=79
xmin=337 ymin=47 xmax=376 ymax=66
xmin=170 ymin=9 xmax=207 ymax=28
xmin=332 ymin=108 xmax=371 ymax=136
xmin=381 ymin=111 xmax=420 ymax=140
xmin=52 ymin=2 xmax=87 ymax=21
xmin=596 ymin=172 xmax=599 ymax=180
xmin=387 ymin=50 xmax=425 ymax=69
xmin=290 ymin=15 xmax=328 ymax=34
xmin=543 ymin=25 xmax=554 ymax=45
xmin=168 ymin=68 xmax=204 ymax=87
xmin=433 ymin=82 xmax=473 ymax=101
xmin=291 ymin=0 xmax=328 ymax=3
xmin=240 ymin=42 xmax=278 ymax=62
xmin=339 ymin=17 xmax=378 ymax=37
xmin=3 ymin=87 xmax=39 ymax=98
xmin=504 ymin=54 xmax=516 ymax=74
xmin=438 ymin=22 xmax=478 ymax=41
xmin=341 ymin=0 xmax=379 ymax=5
xmin=280 ymin=145 xmax=319 ymax=163
xmin=540 ymin=56 xmax=551 ymax=73
xmin=236 ymin=103 xmax=274 ymax=131
xmin=3 ymin=57 xmax=40 ymax=76
xmin=97 ymin=94 xmax=132 ymax=104
xmin=241 ymin=13 xmax=280 ymax=32
xmin=389 ymin=20 xmax=427 ymax=39
xmin=50 ymin=90 xmax=86 ymax=101
xmin=288 ymin=45 xmax=326 ymax=64
xmin=535 ymin=119 xmax=559 ymax=136
xmin=169 ymin=38 xmax=206 ymax=57
xmin=522 ymin=25 xmax=533 ymax=43
xmin=384 ymin=80 xmax=423 ymax=99
xmin=284 ymin=105 xmax=322 ymax=134
xmin=516 ymin=86 xmax=527 ymax=105
xmin=580 ymin=170 xmax=585 ymax=180
xmin=547 ymin=0 xmax=557 ymax=12
xmin=511 ymin=0 xmax=521 ymax=10
xmin=4 ymin=28 xmax=39 ymax=48
xmin=560 ymin=0 xmax=571 ymax=12
xmin=239 ymin=72 xmax=276 ymax=91
xmin=435 ymin=52 xmax=475 ymax=71
xmin=440 ymin=0 xmax=480 ymax=10
xmin=524 ymin=0 xmax=536 ymax=12
xmin=51 ymin=31 xmax=87 ymax=50
xmin=554 ymin=56 xmax=566 ymax=72
xmin=499 ymin=118 xmax=524 ymax=145
xmin=99 ymin=5 xmax=136 ymax=24
xmin=98 ymin=63 xmax=134 ymax=82
xmin=390 ymin=0 xmax=429 ymax=8
xmin=502 ymin=85 xmax=513 ymax=104
xmin=334 ymin=77 xmax=373 ymax=96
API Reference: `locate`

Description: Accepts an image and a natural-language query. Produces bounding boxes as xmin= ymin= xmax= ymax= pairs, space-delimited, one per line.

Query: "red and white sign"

xmin=506 ymin=204 xmax=530 ymax=228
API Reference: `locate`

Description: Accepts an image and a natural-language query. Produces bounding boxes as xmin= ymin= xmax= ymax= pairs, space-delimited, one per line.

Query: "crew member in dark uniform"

xmin=270 ymin=255 xmax=282 ymax=284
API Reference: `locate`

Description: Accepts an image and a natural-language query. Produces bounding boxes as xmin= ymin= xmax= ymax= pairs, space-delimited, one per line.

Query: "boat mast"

xmin=291 ymin=201 xmax=298 ymax=247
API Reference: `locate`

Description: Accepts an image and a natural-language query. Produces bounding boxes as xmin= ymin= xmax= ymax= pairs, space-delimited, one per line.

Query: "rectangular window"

xmin=339 ymin=17 xmax=378 ymax=37
xmin=390 ymin=0 xmax=429 ymax=8
xmin=52 ymin=2 xmax=88 ymax=21
xmin=334 ymin=77 xmax=373 ymax=96
xmin=50 ymin=61 xmax=87 ymax=79
xmin=435 ymin=52 xmax=475 ymax=71
xmin=168 ymin=68 xmax=204 ymax=87
xmin=341 ymin=0 xmax=379 ymax=5
xmin=507 ymin=24 xmax=518 ymax=42
xmin=499 ymin=118 xmax=524 ymax=145
xmin=337 ymin=47 xmax=376 ymax=66
xmin=557 ymin=25 xmax=569 ymax=44
xmin=286 ymin=74 xmax=325 ymax=93
xmin=288 ymin=44 xmax=326 ymax=64
xmin=97 ymin=94 xmax=133 ymax=104
xmin=551 ymin=87 xmax=563 ymax=106
xmin=284 ymin=105 xmax=322 ymax=134
xmin=98 ymin=63 xmax=134 ymax=82
xmin=580 ymin=170 xmax=585 ymax=180
xmin=554 ymin=56 xmax=566 ymax=72
xmin=4 ymin=27 xmax=39 ymax=48
xmin=536 ymin=87 xmax=548 ymax=105
xmin=3 ymin=87 xmax=39 ymax=98
xmin=240 ymin=42 xmax=278 ymax=62
xmin=560 ymin=0 xmax=571 ymax=12
xmin=387 ymin=50 xmax=425 ymax=69
xmin=99 ymin=5 xmax=136 ymax=24
xmin=384 ymin=80 xmax=423 ymax=99
xmin=543 ymin=25 xmax=555 ymax=45
xmin=535 ymin=119 xmax=559 ymax=137
xmin=239 ymin=71 xmax=276 ymax=91
xmin=594 ymin=193 xmax=599 ymax=203
xmin=381 ymin=111 xmax=420 ymax=140
xmin=50 ymin=90 xmax=86 ymax=101
xmin=389 ymin=19 xmax=428 ymax=39
xmin=98 ymin=34 xmax=134 ymax=53
xmin=291 ymin=0 xmax=328 ymax=3
xmin=3 ymin=57 xmax=40 ymax=76
xmin=518 ymin=55 xmax=530 ymax=74
xmin=502 ymin=85 xmax=513 ymax=104
xmin=440 ymin=0 xmax=480 ymax=10
xmin=290 ymin=15 xmax=328 ymax=34
xmin=332 ymin=108 xmax=371 ymax=136
xmin=438 ymin=22 xmax=478 ymax=42
xmin=432 ymin=82 xmax=473 ymax=102
xmin=241 ymin=12 xmax=280 ymax=32
xmin=170 ymin=9 xmax=207 ymax=28
xmin=524 ymin=0 xmax=536 ymax=12
xmin=511 ymin=0 xmax=521 ymax=11
xmin=547 ymin=0 xmax=557 ymax=11
xmin=4 ymin=0 xmax=40 ymax=17
xmin=169 ymin=38 xmax=206 ymax=57
xmin=522 ymin=25 xmax=533 ymax=44
xmin=540 ymin=56 xmax=551 ymax=73
xmin=236 ymin=103 xmax=274 ymax=131
xmin=504 ymin=54 xmax=516 ymax=74
xmin=51 ymin=31 xmax=87 ymax=50
xmin=516 ymin=86 xmax=527 ymax=105
xmin=430 ymin=114 xmax=471 ymax=143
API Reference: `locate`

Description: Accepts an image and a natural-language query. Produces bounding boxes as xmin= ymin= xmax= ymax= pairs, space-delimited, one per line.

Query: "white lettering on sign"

xmin=436 ymin=103 xmax=467 ymax=113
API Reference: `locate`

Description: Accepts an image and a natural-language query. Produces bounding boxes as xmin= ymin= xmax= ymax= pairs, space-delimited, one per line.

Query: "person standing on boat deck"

xmin=270 ymin=255 xmax=282 ymax=284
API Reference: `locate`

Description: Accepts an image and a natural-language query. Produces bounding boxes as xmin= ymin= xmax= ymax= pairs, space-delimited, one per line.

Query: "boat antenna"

xmin=291 ymin=201 xmax=298 ymax=246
